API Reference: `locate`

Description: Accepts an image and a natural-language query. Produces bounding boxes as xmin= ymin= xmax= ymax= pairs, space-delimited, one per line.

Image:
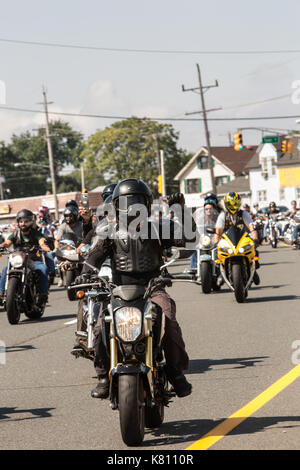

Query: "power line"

xmin=0 ymin=104 xmax=299 ymax=122
xmin=1 ymin=37 xmax=300 ymax=55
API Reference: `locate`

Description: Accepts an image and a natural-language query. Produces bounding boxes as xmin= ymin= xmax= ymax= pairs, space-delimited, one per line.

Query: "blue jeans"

xmin=291 ymin=225 xmax=300 ymax=243
xmin=263 ymin=221 xmax=283 ymax=238
xmin=0 ymin=261 xmax=49 ymax=294
xmin=45 ymin=252 xmax=55 ymax=274
xmin=190 ymin=251 xmax=197 ymax=270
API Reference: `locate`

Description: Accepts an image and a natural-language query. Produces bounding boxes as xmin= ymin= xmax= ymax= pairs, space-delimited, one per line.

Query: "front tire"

xmin=118 ymin=374 xmax=145 ymax=446
xmin=64 ymin=270 xmax=76 ymax=301
xmin=200 ymin=262 xmax=212 ymax=294
xmin=232 ymin=263 xmax=246 ymax=303
xmin=6 ymin=277 xmax=21 ymax=325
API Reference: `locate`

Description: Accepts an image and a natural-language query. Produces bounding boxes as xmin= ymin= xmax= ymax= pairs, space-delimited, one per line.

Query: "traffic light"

xmin=288 ymin=141 xmax=293 ymax=154
xmin=234 ymin=132 xmax=244 ymax=151
xmin=158 ymin=174 xmax=162 ymax=194
xmin=281 ymin=140 xmax=287 ymax=153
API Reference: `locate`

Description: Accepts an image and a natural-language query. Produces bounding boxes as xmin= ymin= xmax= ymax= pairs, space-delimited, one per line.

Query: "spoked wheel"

xmin=118 ymin=374 xmax=145 ymax=446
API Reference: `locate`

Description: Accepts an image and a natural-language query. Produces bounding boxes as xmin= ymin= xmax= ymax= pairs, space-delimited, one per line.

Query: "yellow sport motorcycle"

xmin=215 ymin=226 xmax=258 ymax=303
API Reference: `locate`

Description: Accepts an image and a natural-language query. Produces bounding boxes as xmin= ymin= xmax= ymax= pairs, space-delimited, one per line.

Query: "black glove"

xmin=167 ymin=193 xmax=185 ymax=207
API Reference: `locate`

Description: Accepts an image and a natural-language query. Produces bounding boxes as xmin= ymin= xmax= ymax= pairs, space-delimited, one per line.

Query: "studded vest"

xmin=224 ymin=210 xmax=245 ymax=231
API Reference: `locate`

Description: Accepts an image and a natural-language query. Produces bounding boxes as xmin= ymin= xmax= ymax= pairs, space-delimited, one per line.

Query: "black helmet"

xmin=112 ymin=178 xmax=153 ymax=216
xmin=16 ymin=209 xmax=35 ymax=223
xmin=96 ymin=194 xmax=113 ymax=221
xmin=204 ymin=198 xmax=217 ymax=209
xmin=102 ymin=183 xmax=117 ymax=202
xmin=65 ymin=199 xmax=79 ymax=209
xmin=204 ymin=192 xmax=218 ymax=203
xmin=16 ymin=209 xmax=35 ymax=230
xmin=269 ymin=201 xmax=276 ymax=207
xmin=64 ymin=205 xmax=79 ymax=225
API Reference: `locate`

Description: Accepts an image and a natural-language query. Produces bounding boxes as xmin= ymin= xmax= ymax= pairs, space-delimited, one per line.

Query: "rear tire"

xmin=200 ymin=262 xmax=212 ymax=294
xmin=118 ymin=374 xmax=145 ymax=446
xmin=6 ymin=277 xmax=21 ymax=325
xmin=232 ymin=263 xmax=246 ymax=303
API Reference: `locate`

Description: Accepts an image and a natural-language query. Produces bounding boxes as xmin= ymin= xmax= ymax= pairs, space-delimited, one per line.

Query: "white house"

xmin=246 ymin=138 xmax=300 ymax=208
xmin=174 ymin=146 xmax=257 ymax=208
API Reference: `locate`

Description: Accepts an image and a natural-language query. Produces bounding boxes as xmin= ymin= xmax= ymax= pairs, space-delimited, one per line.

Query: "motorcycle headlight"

xmin=9 ymin=254 xmax=24 ymax=268
xmin=218 ymin=240 xmax=234 ymax=254
xmin=239 ymin=244 xmax=253 ymax=253
xmin=114 ymin=307 xmax=142 ymax=342
xmin=200 ymin=235 xmax=211 ymax=248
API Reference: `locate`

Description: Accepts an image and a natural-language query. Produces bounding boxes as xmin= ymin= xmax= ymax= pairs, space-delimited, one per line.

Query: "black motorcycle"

xmin=1 ymin=246 xmax=47 ymax=324
xmin=56 ymin=233 xmax=82 ymax=301
xmin=64 ymin=246 xmax=176 ymax=447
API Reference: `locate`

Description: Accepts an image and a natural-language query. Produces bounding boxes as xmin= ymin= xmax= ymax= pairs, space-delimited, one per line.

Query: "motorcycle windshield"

xmin=194 ymin=207 xmax=219 ymax=236
xmin=225 ymin=226 xmax=247 ymax=247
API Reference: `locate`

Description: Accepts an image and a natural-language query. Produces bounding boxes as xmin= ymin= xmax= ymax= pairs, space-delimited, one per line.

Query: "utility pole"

xmin=81 ymin=165 xmax=85 ymax=190
xmin=160 ymin=150 xmax=166 ymax=197
xmin=42 ymin=88 xmax=59 ymax=220
xmin=182 ymin=64 xmax=220 ymax=194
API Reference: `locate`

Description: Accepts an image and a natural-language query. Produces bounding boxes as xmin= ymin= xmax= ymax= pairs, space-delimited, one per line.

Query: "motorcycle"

xmin=195 ymin=207 xmax=220 ymax=294
xmin=264 ymin=215 xmax=283 ymax=248
xmin=212 ymin=226 xmax=258 ymax=303
xmin=252 ymin=215 xmax=264 ymax=245
xmin=56 ymin=234 xmax=82 ymax=301
xmin=65 ymin=246 xmax=177 ymax=447
xmin=283 ymin=213 xmax=300 ymax=248
xmin=0 ymin=246 xmax=47 ymax=324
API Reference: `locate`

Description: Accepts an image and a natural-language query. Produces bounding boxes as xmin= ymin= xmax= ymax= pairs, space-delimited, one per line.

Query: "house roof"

xmin=216 ymin=176 xmax=250 ymax=196
xmin=174 ymin=145 xmax=257 ymax=180
xmin=275 ymin=153 xmax=300 ymax=167
xmin=0 ymin=191 xmax=103 ymax=221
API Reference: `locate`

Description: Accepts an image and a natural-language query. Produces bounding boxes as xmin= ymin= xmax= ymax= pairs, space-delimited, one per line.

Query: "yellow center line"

xmin=186 ymin=363 xmax=300 ymax=450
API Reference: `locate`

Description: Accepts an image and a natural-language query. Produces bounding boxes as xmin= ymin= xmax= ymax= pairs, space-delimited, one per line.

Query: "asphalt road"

xmin=0 ymin=244 xmax=300 ymax=451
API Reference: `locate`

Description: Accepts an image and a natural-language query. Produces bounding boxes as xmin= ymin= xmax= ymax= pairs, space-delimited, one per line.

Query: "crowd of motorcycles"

xmin=0 ymin=206 xmax=299 ymax=446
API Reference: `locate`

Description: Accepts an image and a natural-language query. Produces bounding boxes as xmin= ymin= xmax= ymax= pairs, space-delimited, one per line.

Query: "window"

xmin=261 ymin=158 xmax=268 ymax=172
xmin=197 ymin=156 xmax=208 ymax=169
xmin=215 ymin=175 xmax=230 ymax=187
xmin=184 ymin=178 xmax=202 ymax=194
xmin=296 ymin=187 xmax=300 ymax=199
xmin=271 ymin=159 xmax=276 ymax=176
xmin=257 ymin=190 xmax=267 ymax=202
xmin=280 ymin=188 xmax=285 ymax=200
xmin=197 ymin=156 xmax=215 ymax=169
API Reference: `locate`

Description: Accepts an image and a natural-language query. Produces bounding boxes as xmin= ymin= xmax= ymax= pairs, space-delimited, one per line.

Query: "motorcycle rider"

xmin=263 ymin=201 xmax=282 ymax=240
xmin=285 ymin=200 xmax=300 ymax=248
xmin=190 ymin=198 xmax=219 ymax=271
xmin=84 ymin=178 xmax=192 ymax=400
xmin=36 ymin=207 xmax=56 ymax=283
xmin=0 ymin=209 xmax=51 ymax=306
xmin=214 ymin=192 xmax=260 ymax=285
xmin=71 ymin=194 xmax=115 ymax=356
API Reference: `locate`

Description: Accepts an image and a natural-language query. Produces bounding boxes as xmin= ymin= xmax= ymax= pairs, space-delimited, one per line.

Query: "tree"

xmin=81 ymin=117 xmax=191 ymax=196
xmin=0 ymin=121 xmax=84 ymax=198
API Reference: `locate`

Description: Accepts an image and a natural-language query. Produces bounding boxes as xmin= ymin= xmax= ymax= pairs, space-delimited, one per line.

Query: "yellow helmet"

xmin=224 ymin=192 xmax=241 ymax=214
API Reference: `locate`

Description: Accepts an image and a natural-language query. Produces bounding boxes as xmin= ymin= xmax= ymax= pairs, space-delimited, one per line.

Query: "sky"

xmin=1 ymin=0 xmax=300 ymax=155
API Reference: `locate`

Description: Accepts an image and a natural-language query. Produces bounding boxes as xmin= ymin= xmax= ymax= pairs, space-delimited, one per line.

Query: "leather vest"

xmin=113 ymin=232 xmax=162 ymax=274
xmin=224 ymin=210 xmax=245 ymax=231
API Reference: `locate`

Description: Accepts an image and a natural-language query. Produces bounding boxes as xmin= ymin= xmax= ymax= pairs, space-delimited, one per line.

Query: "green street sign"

xmin=262 ymin=136 xmax=279 ymax=144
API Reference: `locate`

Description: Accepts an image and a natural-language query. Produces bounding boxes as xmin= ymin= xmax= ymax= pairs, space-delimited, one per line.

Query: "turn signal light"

xmin=215 ymin=259 xmax=221 ymax=264
xmin=254 ymin=256 xmax=259 ymax=261
xmin=76 ymin=290 xmax=85 ymax=299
